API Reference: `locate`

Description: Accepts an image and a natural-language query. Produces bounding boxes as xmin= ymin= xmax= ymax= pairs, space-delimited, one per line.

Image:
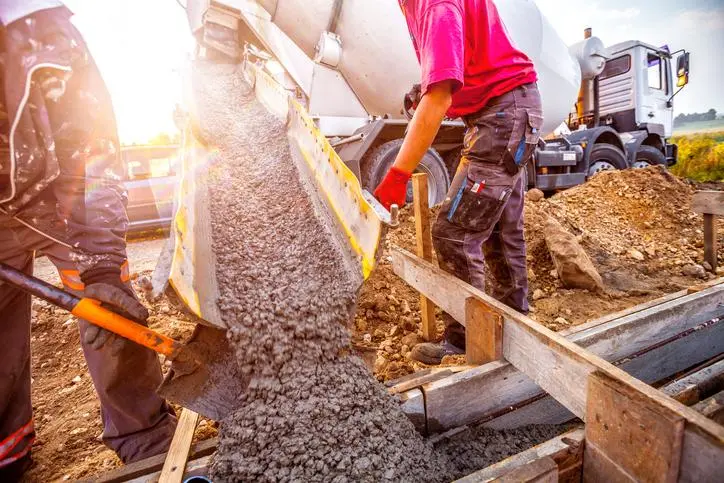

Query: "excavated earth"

xmin=193 ymin=61 xmax=564 ymax=482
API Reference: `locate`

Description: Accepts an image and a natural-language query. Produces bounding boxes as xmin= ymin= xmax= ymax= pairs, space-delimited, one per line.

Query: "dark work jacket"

xmin=0 ymin=6 xmax=127 ymax=272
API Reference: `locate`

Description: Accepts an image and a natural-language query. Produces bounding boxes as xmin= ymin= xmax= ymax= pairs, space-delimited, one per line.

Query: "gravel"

xmin=192 ymin=61 xmax=566 ymax=482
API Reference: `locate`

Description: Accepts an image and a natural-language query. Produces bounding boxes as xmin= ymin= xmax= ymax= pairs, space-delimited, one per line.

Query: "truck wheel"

xmin=588 ymin=144 xmax=627 ymax=177
xmin=361 ymin=139 xmax=450 ymax=206
xmin=632 ymin=145 xmax=667 ymax=168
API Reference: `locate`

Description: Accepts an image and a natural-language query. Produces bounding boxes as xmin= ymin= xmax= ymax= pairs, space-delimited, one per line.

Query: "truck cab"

xmin=534 ymin=37 xmax=689 ymax=190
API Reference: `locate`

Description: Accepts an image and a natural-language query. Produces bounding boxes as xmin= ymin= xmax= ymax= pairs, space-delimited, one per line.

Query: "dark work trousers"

xmin=432 ymin=83 xmax=543 ymax=349
xmin=0 ymin=215 xmax=177 ymax=468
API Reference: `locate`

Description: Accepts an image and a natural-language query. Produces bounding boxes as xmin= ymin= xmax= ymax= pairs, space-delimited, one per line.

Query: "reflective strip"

xmin=0 ymin=420 xmax=34 ymax=468
xmin=2 ymin=62 xmax=72 ymax=204
xmin=120 ymin=260 xmax=130 ymax=282
xmin=60 ymin=269 xmax=84 ymax=291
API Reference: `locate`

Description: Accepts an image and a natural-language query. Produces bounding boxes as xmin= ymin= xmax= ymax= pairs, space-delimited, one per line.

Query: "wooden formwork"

xmin=390 ymin=247 xmax=724 ymax=482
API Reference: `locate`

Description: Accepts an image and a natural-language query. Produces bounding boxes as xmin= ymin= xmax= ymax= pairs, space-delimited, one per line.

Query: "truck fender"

xmin=565 ymin=126 xmax=627 ymax=171
xmin=619 ymin=130 xmax=666 ymax=166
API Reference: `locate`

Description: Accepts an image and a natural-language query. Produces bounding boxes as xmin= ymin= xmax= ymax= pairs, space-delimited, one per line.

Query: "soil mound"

xmin=355 ymin=166 xmax=720 ymax=381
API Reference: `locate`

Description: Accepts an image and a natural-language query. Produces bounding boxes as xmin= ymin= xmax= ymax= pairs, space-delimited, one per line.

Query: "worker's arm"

xmin=373 ymin=82 xmax=453 ymax=210
xmin=374 ymin=0 xmax=463 ymax=210
xmin=394 ymin=81 xmax=454 ymax=173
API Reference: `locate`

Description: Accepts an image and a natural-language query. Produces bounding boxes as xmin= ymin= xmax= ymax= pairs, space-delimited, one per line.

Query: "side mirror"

xmin=676 ymin=52 xmax=690 ymax=87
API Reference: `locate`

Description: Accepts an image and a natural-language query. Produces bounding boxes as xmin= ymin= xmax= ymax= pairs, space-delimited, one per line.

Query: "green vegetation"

xmin=670 ymin=131 xmax=724 ymax=182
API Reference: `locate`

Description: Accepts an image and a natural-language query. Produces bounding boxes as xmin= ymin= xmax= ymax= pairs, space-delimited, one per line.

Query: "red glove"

xmin=374 ymin=166 xmax=412 ymax=211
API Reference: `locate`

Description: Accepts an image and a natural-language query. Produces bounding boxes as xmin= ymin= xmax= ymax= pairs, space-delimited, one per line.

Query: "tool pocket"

xmin=445 ymin=164 xmax=513 ymax=233
xmin=503 ymin=109 xmax=544 ymax=175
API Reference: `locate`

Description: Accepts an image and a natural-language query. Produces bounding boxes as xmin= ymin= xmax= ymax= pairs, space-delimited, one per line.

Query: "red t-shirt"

xmin=399 ymin=0 xmax=538 ymax=117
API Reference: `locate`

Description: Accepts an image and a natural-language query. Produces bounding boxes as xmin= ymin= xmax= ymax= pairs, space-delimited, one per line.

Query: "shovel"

xmin=0 ymin=261 xmax=241 ymax=421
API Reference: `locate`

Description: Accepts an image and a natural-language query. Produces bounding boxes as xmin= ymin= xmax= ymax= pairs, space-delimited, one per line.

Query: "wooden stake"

xmin=412 ymin=173 xmax=438 ymax=341
xmin=159 ymin=409 xmax=200 ymax=483
xmin=465 ymin=297 xmax=503 ymax=364
xmin=704 ymin=214 xmax=718 ymax=272
xmin=692 ymin=191 xmax=722 ymax=273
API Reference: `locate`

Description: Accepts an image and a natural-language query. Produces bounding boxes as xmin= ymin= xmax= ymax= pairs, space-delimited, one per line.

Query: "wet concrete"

xmin=193 ymin=61 xmax=565 ymax=482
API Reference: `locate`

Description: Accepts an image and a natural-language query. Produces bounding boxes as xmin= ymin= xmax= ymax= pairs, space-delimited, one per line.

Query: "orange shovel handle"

xmin=72 ymin=299 xmax=184 ymax=359
xmin=0 ymin=261 xmax=183 ymax=359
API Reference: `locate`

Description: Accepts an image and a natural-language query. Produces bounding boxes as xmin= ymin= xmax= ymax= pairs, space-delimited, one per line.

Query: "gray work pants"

xmin=0 ymin=216 xmax=177 ymax=467
xmin=432 ymin=84 xmax=543 ymax=349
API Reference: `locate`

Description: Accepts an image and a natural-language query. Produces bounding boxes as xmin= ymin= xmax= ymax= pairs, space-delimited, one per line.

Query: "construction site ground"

xmin=25 ymin=168 xmax=723 ymax=481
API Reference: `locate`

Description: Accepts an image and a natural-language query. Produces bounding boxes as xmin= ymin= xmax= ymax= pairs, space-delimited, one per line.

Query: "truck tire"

xmin=588 ymin=144 xmax=628 ymax=177
xmin=632 ymin=145 xmax=667 ymax=168
xmin=361 ymin=139 xmax=450 ymax=206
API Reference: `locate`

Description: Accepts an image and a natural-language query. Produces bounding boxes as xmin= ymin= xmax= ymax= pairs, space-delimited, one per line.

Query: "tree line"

xmin=674 ymin=109 xmax=719 ymax=126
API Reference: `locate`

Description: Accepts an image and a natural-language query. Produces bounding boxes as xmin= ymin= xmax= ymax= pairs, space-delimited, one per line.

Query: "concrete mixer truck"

xmin=183 ymin=0 xmax=690 ymax=205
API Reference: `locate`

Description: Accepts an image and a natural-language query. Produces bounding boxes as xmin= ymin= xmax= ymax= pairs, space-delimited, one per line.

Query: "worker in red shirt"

xmin=374 ymin=0 xmax=543 ymax=364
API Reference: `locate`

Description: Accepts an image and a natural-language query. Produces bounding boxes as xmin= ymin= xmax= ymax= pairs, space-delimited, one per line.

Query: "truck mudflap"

xmin=160 ymin=62 xmax=395 ymax=328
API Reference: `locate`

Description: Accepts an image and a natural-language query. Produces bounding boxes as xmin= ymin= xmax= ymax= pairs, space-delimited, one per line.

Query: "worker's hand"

xmin=374 ymin=166 xmax=412 ymax=211
xmin=82 ymin=280 xmax=149 ymax=353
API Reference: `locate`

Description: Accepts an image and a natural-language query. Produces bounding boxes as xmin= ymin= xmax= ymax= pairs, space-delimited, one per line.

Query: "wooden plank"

xmin=660 ymin=359 xmax=724 ymax=405
xmin=456 ymin=428 xmax=584 ymax=482
xmin=492 ymin=457 xmax=558 ymax=483
xmin=559 ymin=277 xmax=722 ymax=337
xmin=584 ymin=371 xmax=684 ymax=482
xmin=392 ymin=248 xmax=724 ymax=476
xmin=483 ymin=322 xmax=724 ymax=430
xmin=704 ymin=214 xmax=718 ymax=272
xmin=692 ymin=190 xmax=724 ymax=216
xmin=91 ymin=438 xmax=218 ymax=483
xmin=127 ymin=455 xmax=212 ymax=483
xmin=416 ymin=301 xmax=723 ymax=433
xmin=412 ymin=173 xmax=438 ymax=341
xmin=466 ymin=297 xmax=503 ymax=364
xmin=387 ymin=369 xmax=453 ymax=395
xmin=692 ymin=390 xmax=724 ymax=424
xmin=159 ymin=409 xmax=200 ymax=483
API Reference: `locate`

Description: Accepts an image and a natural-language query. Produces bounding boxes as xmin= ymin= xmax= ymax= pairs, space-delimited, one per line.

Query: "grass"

xmin=670 ymin=131 xmax=724 ymax=182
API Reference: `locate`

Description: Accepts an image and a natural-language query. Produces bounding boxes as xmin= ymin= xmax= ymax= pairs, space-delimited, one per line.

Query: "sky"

xmin=535 ymin=0 xmax=724 ymax=116
xmin=62 ymin=0 xmax=724 ymax=144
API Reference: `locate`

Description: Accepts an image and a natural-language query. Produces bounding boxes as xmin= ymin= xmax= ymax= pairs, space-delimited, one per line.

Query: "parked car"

xmin=122 ymin=145 xmax=179 ymax=233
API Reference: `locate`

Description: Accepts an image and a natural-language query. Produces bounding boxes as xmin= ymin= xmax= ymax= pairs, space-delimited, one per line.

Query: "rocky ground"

xmin=354 ymin=168 xmax=723 ymax=382
xmin=23 ymin=167 xmax=721 ymax=479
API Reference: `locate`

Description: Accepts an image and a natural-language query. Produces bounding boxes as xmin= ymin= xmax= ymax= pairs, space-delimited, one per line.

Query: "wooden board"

xmin=456 ymin=428 xmax=584 ymax=482
xmin=91 ymin=438 xmax=217 ymax=483
xmin=482 ymin=322 xmax=724 ymax=431
xmin=391 ymin=248 xmax=724 ymax=477
xmin=391 ymin=248 xmax=724 ymax=431
xmin=584 ymin=371 xmax=684 ymax=482
xmin=465 ymin=297 xmax=503 ymax=364
xmin=692 ymin=390 xmax=724 ymax=425
xmin=704 ymin=213 xmax=718 ymax=271
xmin=159 ymin=409 xmax=199 ymax=483
xmin=412 ymin=173 xmax=438 ymax=341
xmin=127 ymin=456 xmax=212 ymax=483
xmin=492 ymin=457 xmax=557 ymax=483
xmin=692 ymin=190 xmax=724 ymax=216
xmin=660 ymin=359 xmax=724 ymax=405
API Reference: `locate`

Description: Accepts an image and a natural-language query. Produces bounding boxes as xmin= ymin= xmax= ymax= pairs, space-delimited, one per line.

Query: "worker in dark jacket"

xmin=374 ymin=0 xmax=543 ymax=364
xmin=0 ymin=3 xmax=176 ymax=480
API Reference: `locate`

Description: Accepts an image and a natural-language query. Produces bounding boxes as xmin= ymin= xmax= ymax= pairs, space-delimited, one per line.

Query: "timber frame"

xmin=390 ymin=247 xmax=724 ymax=481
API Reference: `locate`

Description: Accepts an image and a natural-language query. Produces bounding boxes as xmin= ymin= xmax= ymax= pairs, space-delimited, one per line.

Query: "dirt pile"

xmin=354 ymin=166 xmax=721 ymax=381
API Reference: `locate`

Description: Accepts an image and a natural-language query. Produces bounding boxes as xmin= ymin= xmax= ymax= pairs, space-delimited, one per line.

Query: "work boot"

xmin=410 ymin=340 xmax=465 ymax=365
